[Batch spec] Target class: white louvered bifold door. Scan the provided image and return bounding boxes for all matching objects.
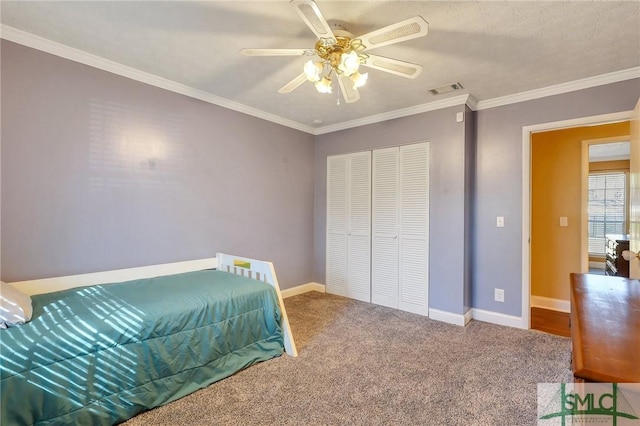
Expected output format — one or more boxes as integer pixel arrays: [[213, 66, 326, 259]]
[[326, 155, 348, 297], [371, 147, 399, 308], [346, 152, 372, 302], [398, 142, 430, 316]]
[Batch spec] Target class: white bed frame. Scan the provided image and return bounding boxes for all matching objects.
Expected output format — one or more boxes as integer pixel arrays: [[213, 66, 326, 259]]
[[9, 253, 298, 357]]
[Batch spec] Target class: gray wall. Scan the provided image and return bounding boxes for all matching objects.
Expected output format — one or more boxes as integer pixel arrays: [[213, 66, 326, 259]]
[[314, 79, 640, 318], [463, 106, 476, 313], [314, 106, 470, 314], [473, 79, 640, 316], [3, 40, 639, 319], [1, 41, 315, 289]]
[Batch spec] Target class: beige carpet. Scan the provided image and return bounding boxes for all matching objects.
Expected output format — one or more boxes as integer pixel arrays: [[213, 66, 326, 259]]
[[123, 292, 571, 425]]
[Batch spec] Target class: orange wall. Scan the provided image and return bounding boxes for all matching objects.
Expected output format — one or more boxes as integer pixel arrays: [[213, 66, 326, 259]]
[[531, 122, 630, 301]]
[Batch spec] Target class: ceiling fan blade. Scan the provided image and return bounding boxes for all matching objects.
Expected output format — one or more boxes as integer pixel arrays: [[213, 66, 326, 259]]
[[362, 54, 423, 79], [291, 0, 336, 44], [338, 74, 360, 104], [240, 48, 314, 56], [278, 73, 308, 94], [357, 16, 428, 51]]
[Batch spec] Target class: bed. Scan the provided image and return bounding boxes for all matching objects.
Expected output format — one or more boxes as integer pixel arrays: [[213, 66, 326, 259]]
[[1, 253, 297, 425]]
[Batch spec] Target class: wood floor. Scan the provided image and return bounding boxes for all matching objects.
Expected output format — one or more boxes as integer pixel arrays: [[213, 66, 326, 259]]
[[531, 307, 571, 337]]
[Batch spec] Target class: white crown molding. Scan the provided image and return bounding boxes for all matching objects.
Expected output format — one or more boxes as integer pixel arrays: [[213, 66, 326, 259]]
[[475, 67, 640, 111], [3, 25, 639, 134], [465, 94, 478, 111], [314, 94, 471, 135], [0, 25, 316, 135]]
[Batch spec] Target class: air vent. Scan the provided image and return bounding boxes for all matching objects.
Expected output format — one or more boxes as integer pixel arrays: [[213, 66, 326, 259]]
[[428, 82, 463, 95]]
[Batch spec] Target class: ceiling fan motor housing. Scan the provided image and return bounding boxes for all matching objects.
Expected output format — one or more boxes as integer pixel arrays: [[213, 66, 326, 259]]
[[315, 36, 356, 70]]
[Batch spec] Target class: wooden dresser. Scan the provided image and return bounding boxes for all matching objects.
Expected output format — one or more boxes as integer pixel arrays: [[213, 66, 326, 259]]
[[570, 273, 640, 382], [605, 234, 630, 277]]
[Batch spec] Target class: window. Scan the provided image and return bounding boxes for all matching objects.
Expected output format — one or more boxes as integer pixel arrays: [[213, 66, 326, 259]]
[[588, 172, 626, 255]]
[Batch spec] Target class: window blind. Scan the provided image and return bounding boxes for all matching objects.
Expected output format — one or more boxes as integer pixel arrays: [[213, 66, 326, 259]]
[[588, 172, 626, 255]]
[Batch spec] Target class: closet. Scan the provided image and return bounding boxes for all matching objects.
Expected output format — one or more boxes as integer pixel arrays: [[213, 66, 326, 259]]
[[326, 151, 371, 302], [326, 142, 429, 315]]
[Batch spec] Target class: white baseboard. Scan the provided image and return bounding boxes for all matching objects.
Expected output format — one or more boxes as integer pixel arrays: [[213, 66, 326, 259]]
[[530, 295, 570, 313], [429, 307, 525, 329], [280, 284, 529, 331], [281, 282, 326, 299], [429, 308, 471, 326], [464, 309, 473, 325], [470, 308, 527, 329]]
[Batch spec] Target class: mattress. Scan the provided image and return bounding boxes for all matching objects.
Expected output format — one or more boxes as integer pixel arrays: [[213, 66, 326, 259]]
[[1, 269, 284, 425]]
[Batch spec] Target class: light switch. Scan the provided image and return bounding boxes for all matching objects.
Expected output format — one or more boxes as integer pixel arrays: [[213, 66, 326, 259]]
[[497, 216, 505, 227], [560, 217, 568, 227], [456, 112, 464, 123]]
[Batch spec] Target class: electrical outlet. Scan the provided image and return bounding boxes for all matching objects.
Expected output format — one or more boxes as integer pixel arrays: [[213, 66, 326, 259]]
[[496, 216, 505, 227], [494, 288, 505, 303]]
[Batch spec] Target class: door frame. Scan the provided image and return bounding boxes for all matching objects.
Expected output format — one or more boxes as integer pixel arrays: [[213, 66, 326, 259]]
[[521, 110, 633, 329]]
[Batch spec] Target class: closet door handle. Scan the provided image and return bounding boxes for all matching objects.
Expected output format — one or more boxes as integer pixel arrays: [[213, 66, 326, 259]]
[[373, 233, 397, 239]]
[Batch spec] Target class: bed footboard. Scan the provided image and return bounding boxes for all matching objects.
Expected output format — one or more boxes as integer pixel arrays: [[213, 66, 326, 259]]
[[216, 253, 298, 357]]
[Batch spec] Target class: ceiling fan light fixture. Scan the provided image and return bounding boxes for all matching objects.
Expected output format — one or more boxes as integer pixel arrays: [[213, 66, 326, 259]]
[[243, 1, 429, 102], [315, 76, 332, 94], [350, 71, 368, 89], [339, 51, 360, 76], [304, 60, 323, 82]]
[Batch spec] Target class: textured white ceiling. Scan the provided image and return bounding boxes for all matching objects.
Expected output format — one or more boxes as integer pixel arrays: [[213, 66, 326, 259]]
[[2, 1, 639, 131]]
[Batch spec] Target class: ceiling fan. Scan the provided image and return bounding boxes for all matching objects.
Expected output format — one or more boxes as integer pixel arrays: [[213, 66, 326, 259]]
[[240, 0, 429, 104]]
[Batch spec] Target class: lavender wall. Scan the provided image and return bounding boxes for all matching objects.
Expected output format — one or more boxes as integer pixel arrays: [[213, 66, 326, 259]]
[[473, 79, 640, 316], [314, 106, 471, 314], [463, 105, 476, 313], [1, 41, 315, 289], [3, 39, 638, 320], [314, 79, 639, 318]]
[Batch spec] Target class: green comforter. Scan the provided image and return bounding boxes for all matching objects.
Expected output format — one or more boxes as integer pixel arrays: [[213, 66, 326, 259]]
[[1, 270, 284, 425]]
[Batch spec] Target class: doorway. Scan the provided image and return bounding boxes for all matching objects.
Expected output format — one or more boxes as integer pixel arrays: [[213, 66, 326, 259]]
[[521, 110, 634, 331]]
